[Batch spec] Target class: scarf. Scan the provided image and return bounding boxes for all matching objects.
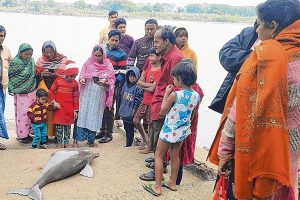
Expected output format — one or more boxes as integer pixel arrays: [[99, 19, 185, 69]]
[[8, 43, 36, 95], [80, 44, 116, 109], [36, 40, 67, 74], [208, 20, 300, 199]]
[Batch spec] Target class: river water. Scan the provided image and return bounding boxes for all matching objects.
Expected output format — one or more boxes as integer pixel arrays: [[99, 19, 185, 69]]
[[1, 12, 252, 147]]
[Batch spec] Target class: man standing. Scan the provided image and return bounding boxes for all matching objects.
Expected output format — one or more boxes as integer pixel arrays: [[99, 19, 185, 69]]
[[99, 29, 127, 143], [209, 25, 258, 114], [0, 25, 11, 150], [139, 28, 183, 181], [128, 19, 158, 71], [115, 18, 134, 56], [99, 10, 118, 45]]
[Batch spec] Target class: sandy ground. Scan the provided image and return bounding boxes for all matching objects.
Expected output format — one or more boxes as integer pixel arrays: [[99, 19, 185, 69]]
[[0, 122, 215, 200]]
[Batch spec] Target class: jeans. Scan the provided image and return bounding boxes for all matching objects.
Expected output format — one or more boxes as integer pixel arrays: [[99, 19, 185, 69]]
[[32, 123, 47, 147], [124, 121, 135, 146]]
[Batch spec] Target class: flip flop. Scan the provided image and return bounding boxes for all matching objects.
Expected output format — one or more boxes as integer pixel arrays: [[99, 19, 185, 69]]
[[162, 181, 178, 191], [142, 184, 161, 197]]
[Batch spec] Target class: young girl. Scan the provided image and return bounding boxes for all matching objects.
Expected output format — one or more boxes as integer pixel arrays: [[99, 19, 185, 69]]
[[143, 60, 201, 196], [49, 60, 79, 148]]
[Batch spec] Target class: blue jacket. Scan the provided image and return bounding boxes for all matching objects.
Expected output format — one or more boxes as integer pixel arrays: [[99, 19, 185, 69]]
[[119, 66, 143, 122], [209, 26, 258, 114]]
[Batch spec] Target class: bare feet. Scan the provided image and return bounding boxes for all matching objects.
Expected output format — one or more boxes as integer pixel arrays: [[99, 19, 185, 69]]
[[88, 143, 98, 148]]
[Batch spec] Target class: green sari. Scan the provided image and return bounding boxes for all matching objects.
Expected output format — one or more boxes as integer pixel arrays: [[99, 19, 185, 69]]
[[8, 43, 36, 95]]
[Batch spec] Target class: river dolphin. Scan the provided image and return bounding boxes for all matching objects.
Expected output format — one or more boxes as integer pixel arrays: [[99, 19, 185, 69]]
[[8, 148, 99, 200]]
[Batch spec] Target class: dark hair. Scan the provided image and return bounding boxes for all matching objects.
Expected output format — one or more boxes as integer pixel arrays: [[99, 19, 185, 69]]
[[174, 27, 188, 38], [115, 18, 126, 29], [171, 59, 197, 86], [20, 48, 33, 54], [108, 29, 121, 40], [149, 47, 159, 56], [256, 0, 300, 32], [145, 19, 158, 26], [108, 10, 118, 17], [160, 28, 176, 45], [93, 45, 103, 54], [36, 88, 48, 98], [0, 25, 6, 36]]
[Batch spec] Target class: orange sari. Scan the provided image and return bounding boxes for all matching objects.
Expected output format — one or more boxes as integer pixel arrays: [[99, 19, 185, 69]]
[[207, 21, 300, 198]]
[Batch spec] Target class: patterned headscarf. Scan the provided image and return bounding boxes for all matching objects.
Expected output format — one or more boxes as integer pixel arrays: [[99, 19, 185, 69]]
[[8, 43, 36, 95], [36, 40, 67, 75], [80, 44, 116, 108]]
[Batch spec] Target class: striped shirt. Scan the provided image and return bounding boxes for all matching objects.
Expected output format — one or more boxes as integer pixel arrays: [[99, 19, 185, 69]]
[[27, 101, 54, 124], [106, 45, 128, 74]]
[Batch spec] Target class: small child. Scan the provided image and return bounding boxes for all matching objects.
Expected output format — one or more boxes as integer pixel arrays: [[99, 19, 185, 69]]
[[143, 60, 201, 196], [134, 47, 161, 153], [49, 60, 79, 148], [27, 88, 55, 149], [119, 66, 143, 147]]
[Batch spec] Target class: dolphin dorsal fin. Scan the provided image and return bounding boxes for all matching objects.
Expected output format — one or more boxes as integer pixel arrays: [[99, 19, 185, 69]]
[[80, 163, 94, 178]]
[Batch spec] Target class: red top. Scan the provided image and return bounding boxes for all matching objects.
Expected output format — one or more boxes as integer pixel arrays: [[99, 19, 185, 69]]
[[49, 77, 79, 125], [141, 65, 161, 105], [150, 45, 183, 121], [27, 101, 54, 124]]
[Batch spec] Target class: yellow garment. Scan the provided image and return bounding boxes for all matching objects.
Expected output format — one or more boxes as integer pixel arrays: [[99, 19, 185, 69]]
[[37, 80, 56, 137], [99, 27, 110, 45], [1, 45, 12, 92], [181, 44, 198, 73]]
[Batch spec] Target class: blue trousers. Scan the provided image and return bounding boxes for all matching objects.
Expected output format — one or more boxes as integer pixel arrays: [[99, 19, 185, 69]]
[[124, 121, 135, 146], [32, 123, 47, 147]]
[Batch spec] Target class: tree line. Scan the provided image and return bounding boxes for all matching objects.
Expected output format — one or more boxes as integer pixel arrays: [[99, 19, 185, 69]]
[[0, 0, 256, 22]]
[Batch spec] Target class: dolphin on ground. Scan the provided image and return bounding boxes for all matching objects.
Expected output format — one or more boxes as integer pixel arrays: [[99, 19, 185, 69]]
[[8, 148, 99, 200]]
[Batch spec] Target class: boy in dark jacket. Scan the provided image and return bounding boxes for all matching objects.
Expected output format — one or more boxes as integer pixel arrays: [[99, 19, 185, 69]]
[[119, 66, 143, 147]]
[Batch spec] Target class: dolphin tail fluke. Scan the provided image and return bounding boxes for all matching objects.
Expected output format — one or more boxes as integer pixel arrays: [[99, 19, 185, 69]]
[[8, 184, 42, 200]]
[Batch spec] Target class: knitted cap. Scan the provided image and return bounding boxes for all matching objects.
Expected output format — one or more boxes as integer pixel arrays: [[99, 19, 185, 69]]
[[65, 60, 78, 76]]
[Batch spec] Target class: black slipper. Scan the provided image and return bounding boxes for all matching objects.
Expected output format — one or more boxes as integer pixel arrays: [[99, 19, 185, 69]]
[[145, 157, 155, 163]]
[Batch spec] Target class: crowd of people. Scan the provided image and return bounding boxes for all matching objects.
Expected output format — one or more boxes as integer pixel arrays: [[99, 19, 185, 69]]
[[0, 0, 299, 199]]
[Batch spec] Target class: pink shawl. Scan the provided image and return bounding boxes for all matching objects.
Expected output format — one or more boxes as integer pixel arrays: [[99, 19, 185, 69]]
[[36, 40, 67, 76], [79, 44, 116, 108]]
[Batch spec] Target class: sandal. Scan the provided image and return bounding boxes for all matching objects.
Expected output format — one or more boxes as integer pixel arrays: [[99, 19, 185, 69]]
[[139, 170, 165, 181], [0, 143, 6, 150], [162, 180, 178, 191], [145, 162, 154, 169], [145, 157, 155, 163], [98, 135, 113, 143], [16, 137, 31, 144], [142, 184, 161, 197]]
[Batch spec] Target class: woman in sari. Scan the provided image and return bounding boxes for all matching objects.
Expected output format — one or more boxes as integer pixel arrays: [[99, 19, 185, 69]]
[[8, 43, 36, 143], [76, 44, 115, 147], [208, 0, 300, 199], [36, 40, 67, 138]]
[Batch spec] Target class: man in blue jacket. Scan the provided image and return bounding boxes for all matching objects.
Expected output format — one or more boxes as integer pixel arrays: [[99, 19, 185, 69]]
[[209, 24, 258, 114]]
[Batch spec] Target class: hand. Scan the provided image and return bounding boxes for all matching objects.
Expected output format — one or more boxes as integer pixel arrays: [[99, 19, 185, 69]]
[[54, 101, 60, 109], [74, 111, 78, 119], [79, 78, 86, 85], [41, 69, 51, 77], [217, 159, 233, 176], [34, 118, 39, 122], [165, 85, 174, 94], [98, 79, 109, 87]]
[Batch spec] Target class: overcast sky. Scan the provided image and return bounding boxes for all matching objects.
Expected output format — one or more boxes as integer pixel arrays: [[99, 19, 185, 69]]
[[59, 0, 264, 7]]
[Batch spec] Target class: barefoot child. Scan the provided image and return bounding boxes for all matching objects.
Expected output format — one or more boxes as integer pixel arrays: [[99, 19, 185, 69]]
[[49, 61, 79, 148], [134, 47, 161, 153], [27, 88, 55, 149], [119, 66, 143, 147], [143, 60, 201, 196]]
